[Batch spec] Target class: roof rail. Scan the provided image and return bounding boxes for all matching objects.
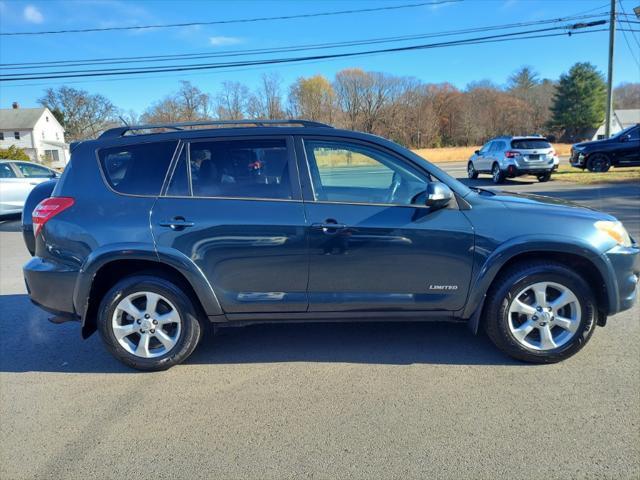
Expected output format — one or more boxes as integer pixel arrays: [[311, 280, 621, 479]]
[[99, 119, 332, 139]]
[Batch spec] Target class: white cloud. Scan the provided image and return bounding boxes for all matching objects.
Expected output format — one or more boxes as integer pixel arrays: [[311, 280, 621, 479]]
[[24, 5, 44, 23], [209, 36, 243, 46]]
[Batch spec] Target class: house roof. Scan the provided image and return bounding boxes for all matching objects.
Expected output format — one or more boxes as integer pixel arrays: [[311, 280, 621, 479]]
[[0, 107, 48, 130], [615, 109, 640, 128]]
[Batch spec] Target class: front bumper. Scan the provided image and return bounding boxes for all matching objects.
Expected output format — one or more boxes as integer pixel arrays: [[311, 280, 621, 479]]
[[604, 244, 640, 314], [23, 256, 79, 318], [570, 150, 586, 167]]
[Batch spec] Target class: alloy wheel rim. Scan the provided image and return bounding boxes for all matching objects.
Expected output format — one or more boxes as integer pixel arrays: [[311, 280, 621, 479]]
[[507, 281, 581, 351], [112, 291, 182, 358], [468, 163, 475, 177], [493, 165, 500, 181]]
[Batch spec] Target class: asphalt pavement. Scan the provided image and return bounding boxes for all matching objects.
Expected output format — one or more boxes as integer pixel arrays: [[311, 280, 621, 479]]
[[0, 169, 638, 479]]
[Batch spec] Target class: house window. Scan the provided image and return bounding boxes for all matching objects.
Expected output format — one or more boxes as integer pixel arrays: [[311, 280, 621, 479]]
[[56, 132, 59, 140], [0, 132, 4, 140], [597, 135, 605, 140], [44, 150, 60, 163], [14, 132, 20, 140], [46, 116, 49, 122], [42, 131, 45, 139]]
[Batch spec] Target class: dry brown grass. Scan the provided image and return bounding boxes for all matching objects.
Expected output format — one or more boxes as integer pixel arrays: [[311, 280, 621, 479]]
[[413, 143, 574, 163], [553, 165, 640, 184]]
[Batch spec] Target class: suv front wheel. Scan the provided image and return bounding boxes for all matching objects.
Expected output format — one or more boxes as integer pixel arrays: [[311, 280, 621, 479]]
[[97, 275, 203, 371], [483, 261, 596, 363]]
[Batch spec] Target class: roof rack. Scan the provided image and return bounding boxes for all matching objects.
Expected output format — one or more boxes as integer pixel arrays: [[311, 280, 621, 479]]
[[99, 119, 332, 139]]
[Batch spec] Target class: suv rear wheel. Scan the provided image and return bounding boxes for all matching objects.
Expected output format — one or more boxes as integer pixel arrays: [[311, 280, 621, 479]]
[[97, 275, 203, 371], [537, 171, 552, 182], [483, 261, 596, 363]]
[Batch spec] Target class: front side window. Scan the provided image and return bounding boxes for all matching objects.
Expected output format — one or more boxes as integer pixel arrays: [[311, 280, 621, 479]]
[[169, 138, 293, 200], [15, 162, 52, 178], [98, 141, 177, 195], [0, 163, 16, 178], [303, 139, 428, 206]]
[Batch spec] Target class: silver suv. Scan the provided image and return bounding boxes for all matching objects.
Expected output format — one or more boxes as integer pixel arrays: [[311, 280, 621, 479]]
[[467, 136, 558, 184]]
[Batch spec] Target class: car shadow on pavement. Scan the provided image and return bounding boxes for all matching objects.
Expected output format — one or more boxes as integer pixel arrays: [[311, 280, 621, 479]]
[[0, 294, 523, 373]]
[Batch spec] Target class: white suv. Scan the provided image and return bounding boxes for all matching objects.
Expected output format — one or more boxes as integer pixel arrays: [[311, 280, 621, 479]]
[[467, 136, 558, 184]]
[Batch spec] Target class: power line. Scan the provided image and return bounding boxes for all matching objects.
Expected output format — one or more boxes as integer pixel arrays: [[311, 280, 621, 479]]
[[0, 25, 606, 82], [0, 13, 608, 71], [0, 0, 461, 36], [616, 2, 640, 67]]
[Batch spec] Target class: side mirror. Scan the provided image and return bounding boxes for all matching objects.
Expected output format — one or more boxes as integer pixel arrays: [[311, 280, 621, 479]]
[[620, 134, 631, 142], [425, 181, 453, 210], [475, 150, 481, 155]]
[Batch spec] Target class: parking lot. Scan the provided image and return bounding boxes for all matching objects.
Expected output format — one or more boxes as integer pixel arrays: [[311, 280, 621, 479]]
[[1, 177, 638, 479]]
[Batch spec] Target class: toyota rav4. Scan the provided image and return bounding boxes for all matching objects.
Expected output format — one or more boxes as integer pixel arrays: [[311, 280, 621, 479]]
[[22, 120, 639, 371]]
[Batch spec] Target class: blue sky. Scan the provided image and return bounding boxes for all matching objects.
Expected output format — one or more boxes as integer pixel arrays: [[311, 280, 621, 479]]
[[0, 0, 639, 114]]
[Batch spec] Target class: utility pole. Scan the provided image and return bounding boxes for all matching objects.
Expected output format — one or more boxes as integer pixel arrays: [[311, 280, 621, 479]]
[[605, 0, 616, 138]]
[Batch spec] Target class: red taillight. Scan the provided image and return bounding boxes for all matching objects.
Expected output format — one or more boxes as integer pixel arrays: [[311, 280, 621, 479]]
[[32, 197, 74, 238], [505, 151, 521, 158]]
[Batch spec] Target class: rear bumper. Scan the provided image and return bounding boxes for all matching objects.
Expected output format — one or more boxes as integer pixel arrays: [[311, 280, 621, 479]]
[[23, 256, 79, 317], [604, 244, 640, 315], [505, 164, 555, 177]]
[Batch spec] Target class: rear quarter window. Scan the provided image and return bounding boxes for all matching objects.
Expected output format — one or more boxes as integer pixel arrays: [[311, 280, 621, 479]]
[[511, 139, 551, 149], [98, 141, 178, 195]]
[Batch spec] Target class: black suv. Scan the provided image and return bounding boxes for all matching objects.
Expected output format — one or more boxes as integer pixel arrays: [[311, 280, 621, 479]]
[[23, 120, 639, 371], [570, 124, 640, 172]]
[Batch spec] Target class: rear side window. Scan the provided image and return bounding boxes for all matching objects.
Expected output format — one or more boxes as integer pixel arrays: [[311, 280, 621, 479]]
[[98, 141, 178, 195], [168, 138, 293, 200], [511, 139, 551, 149]]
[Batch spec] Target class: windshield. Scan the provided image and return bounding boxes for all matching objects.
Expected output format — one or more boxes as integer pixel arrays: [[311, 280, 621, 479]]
[[611, 124, 638, 139]]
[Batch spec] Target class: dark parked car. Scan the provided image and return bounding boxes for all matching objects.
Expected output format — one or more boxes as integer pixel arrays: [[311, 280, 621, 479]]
[[570, 124, 640, 172], [22, 120, 639, 371]]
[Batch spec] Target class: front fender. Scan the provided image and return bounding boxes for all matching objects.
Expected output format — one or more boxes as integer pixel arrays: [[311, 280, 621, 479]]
[[463, 234, 613, 328], [74, 243, 223, 324]]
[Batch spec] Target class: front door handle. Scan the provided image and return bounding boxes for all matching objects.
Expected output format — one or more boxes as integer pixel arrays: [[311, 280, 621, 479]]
[[159, 216, 195, 231], [311, 220, 348, 234]]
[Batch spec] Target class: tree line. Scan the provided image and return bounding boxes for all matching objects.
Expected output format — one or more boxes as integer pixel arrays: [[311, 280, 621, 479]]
[[38, 62, 639, 146]]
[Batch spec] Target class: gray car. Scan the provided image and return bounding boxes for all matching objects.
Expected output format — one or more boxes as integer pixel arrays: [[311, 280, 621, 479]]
[[468, 136, 558, 184], [0, 160, 59, 216]]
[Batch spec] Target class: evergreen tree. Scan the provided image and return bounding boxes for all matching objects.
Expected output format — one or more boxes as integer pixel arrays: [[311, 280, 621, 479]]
[[550, 62, 606, 136]]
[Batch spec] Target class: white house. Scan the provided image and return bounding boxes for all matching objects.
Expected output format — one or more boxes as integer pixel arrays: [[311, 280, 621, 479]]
[[591, 109, 640, 140], [0, 103, 69, 167]]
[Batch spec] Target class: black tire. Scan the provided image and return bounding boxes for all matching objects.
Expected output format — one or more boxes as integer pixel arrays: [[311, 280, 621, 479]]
[[467, 161, 479, 179], [483, 261, 597, 363], [97, 275, 203, 371], [491, 163, 505, 184], [537, 171, 552, 182], [586, 154, 611, 173]]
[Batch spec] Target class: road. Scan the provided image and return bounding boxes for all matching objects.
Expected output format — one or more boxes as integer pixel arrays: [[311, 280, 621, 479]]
[[1, 174, 638, 479]]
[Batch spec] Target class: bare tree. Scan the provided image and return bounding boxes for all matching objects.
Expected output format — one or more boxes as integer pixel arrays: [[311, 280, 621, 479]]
[[215, 81, 249, 120], [142, 81, 211, 124], [614, 82, 640, 109], [39, 86, 117, 141], [247, 73, 285, 119]]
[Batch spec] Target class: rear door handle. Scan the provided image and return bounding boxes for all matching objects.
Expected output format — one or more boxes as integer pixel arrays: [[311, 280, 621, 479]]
[[159, 217, 194, 231]]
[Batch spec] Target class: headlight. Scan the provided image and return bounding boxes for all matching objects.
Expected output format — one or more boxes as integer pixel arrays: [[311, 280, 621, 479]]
[[595, 220, 632, 247]]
